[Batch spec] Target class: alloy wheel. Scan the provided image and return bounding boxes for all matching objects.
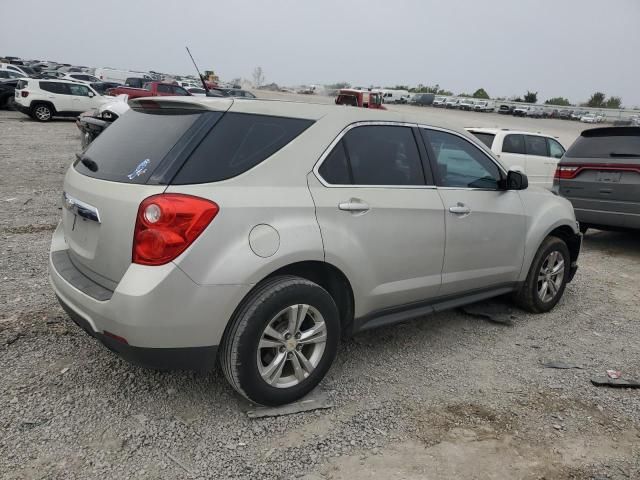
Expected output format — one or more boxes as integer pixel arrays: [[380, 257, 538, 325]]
[[257, 304, 327, 388], [537, 250, 565, 303], [34, 105, 51, 121]]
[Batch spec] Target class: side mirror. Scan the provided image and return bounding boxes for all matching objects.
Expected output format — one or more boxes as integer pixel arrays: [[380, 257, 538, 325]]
[[505, 170, 528, 190], [88, 91, 95, 97]]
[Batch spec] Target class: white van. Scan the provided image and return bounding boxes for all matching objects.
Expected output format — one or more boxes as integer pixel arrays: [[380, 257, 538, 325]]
[[94, 67, 152, 85], [381, 89, 410, 104]]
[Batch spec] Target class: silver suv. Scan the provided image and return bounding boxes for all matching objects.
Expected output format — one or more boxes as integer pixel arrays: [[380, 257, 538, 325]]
[[50, 97, 581, 406]]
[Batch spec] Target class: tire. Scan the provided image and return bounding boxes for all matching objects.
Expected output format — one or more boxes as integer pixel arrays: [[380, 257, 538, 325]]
[[513, 236, 570, 313], [220, 275, 340, 406], [31, 103, 53, 122]]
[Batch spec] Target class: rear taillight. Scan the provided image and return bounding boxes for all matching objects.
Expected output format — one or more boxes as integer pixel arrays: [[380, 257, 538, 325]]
[[21, 91, 29, 98], [132, 194, 219, 266], [554, 165, 579, 179]]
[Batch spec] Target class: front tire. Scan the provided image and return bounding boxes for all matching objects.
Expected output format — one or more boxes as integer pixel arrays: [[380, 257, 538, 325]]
[[513, 236, 570, 313], [220, 276, 340, 406]]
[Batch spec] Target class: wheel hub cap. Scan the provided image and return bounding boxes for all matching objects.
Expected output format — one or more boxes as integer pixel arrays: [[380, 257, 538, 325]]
[[537, 250, 565, 303]]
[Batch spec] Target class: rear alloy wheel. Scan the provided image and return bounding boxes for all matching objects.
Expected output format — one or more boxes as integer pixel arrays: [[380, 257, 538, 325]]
[[32, 104, 53, 122], [220, 276, 339, 406], [514, 236, 570, 313]]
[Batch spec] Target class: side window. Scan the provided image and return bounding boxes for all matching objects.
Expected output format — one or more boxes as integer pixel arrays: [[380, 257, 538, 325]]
[[172, 113, 314, 184], [422, 129, 501, 189], [172, 86, 189, 96], [342, 125, 425, 186], [318, 141, 351, 184], [68, 84, 89, 96], [144, 83, 152, 91], [502, 134, 525, 154], [157, 84, 172, 94], [547, 138, 565, 159], [525, 135, 549, 156], [39, 81, 68, 95]]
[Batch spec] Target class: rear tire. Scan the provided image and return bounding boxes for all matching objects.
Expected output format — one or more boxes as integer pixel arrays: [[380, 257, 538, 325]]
[[220, 276, 340, 406], [513, 236, 570, 313], [31, 103, 53, 122]]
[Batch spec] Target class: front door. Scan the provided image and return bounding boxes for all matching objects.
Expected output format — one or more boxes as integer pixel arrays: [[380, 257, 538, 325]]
[[308, 123, 445, 317], [420, 128, 526, 296]]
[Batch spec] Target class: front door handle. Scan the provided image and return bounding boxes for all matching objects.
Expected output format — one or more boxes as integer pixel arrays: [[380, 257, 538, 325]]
[[449, 203, 471, 215], [339, 200, 370, 213]]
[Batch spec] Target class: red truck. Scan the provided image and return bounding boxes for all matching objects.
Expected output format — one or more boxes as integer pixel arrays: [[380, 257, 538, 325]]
[[335, 89, 386, 109], [106, 81, 192, 99]]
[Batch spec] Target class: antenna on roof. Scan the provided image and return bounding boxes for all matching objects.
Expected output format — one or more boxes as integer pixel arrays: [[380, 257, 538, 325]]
[[185, 46, 209, 94]]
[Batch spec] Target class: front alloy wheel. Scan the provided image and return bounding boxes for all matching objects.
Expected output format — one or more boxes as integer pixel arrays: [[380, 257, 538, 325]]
[[537, 251, 564, 303]]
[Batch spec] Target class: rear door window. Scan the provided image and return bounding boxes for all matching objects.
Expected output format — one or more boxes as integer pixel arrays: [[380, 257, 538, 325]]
[[524, 135, 549, 156], [502, 134, 525, 154], [75, 109, 205, 183], [547, 138, 565, 159], [172, 113, 314, 184], [39, 81, 69, 94], [157, 84, 172, 94]]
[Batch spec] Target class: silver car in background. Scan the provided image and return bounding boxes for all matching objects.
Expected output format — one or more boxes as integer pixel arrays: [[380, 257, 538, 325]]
[[50, 97, 581, 406]]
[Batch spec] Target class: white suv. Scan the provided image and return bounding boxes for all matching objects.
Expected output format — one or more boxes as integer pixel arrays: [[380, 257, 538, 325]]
[[467, 128, 566, 190], [14, 79, 112, 121]]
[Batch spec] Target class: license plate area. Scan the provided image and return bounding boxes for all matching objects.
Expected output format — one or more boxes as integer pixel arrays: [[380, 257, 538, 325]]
[[596, 171, 622, 183]]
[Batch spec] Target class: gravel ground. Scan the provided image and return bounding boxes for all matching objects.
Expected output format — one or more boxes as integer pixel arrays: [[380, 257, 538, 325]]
[[1, 106, 639, 480]]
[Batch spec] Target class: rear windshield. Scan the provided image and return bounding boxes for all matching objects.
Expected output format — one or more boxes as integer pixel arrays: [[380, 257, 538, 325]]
[[565, 128, 640, 158], [172, 113, 313, 184], [75, 109, 203, 183], [469, 132, 495, 148]]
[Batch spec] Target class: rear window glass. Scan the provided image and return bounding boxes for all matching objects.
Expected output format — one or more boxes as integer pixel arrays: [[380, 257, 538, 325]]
[[469, 132, 495, 148], [40, 81, 68, 94], [502, 134, 525, 154], [565, 128, 640, 158], [172, 113, 313, 184], [75, 109, 203, 183]]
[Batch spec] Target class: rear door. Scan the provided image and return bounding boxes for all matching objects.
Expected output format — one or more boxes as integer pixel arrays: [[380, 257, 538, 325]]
[[421, 128, 525, 296], [498, 134, 527, 173], [308, 123, 445, 316], [39, 81, 70, 111], [524, 134, 553, 188]]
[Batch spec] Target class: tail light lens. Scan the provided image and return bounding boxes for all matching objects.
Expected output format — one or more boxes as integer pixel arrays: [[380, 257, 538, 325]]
[[21, 91, 29, 98], [554, 165, 579, 179], [133, 194, 219, 266]]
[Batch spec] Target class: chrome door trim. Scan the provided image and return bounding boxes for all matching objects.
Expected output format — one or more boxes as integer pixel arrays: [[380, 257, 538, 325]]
[[312, 121, 437, 189], [62, 192, 101, 223]]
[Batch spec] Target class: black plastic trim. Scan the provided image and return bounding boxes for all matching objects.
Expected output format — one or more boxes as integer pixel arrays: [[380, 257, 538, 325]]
[[51, 250, 114, 301], [353, 283, 520, 333], [57, 295, 218, 371]]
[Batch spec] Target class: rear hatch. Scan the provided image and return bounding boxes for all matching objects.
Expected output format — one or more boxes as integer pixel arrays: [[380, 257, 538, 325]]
[[557, 127, 640, 212], [62, 99, 232, 288]]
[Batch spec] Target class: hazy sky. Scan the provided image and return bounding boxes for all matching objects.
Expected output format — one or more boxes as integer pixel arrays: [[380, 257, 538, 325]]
[[2, 0, 639, 105]]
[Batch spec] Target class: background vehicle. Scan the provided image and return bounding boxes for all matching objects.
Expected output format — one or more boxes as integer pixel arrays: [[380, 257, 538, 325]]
[[94, 67, 152, 84], [432, 95, 447, 107], [0, 79, 19, 109], [381, 89, 410, 104], [1, 63, 35, 77], [61, 73, 100, 84], [467, 128, 566, 189], [554, 126, 640, 232], [50, 97, 580, 407], [473, 100, 493, 112], [444, 97, 460, 109], [187, 87, 207, 96], [123, 77, 149, 89], [498, 105, 512, 114], [410, 93, 435, 106], [106, 81, 191, 99], [0, 69, 26, 80], [458, 98, 475, 111], [571, 110, 587, 120], [90, 81, 122, 94], [580, 113, 597, 123], [513, 105, 530, 117], [335, 89, 385, 109], [526, 106, 545, 118], [14, 79, 112, 121], [211, 87, 256, 98], [558, 109, 573, 119], [77, 99, 130, 149]]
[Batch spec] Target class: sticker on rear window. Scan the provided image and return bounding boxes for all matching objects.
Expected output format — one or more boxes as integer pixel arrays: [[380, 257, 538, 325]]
[[127, 159, 150, 180]]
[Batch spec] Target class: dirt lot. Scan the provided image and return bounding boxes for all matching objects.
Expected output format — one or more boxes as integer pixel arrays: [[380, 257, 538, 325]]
[[0, 105, 639, 480]]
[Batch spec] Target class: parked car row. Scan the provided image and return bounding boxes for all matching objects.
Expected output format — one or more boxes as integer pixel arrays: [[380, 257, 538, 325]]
[[432, 97, 495, 112]]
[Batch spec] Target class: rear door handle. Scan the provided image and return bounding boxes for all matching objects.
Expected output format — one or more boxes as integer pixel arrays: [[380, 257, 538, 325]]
[[449, 203, 471, 215], [339, 200, 370, 213]]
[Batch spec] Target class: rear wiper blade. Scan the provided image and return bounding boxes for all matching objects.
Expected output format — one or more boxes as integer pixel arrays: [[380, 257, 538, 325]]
[[609, 152, 640, 158], [76, 154, 98, 172]]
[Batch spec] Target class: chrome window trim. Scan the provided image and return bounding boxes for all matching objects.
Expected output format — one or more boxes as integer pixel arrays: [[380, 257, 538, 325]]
[[312, 121, 436, 189]]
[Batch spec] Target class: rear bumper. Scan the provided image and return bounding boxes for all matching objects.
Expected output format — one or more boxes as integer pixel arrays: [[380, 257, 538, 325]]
[[572, 205, 640, 230], [15, 103, 30, 115], [57, 295, 218, 371], [49, 223, 252, 368]]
